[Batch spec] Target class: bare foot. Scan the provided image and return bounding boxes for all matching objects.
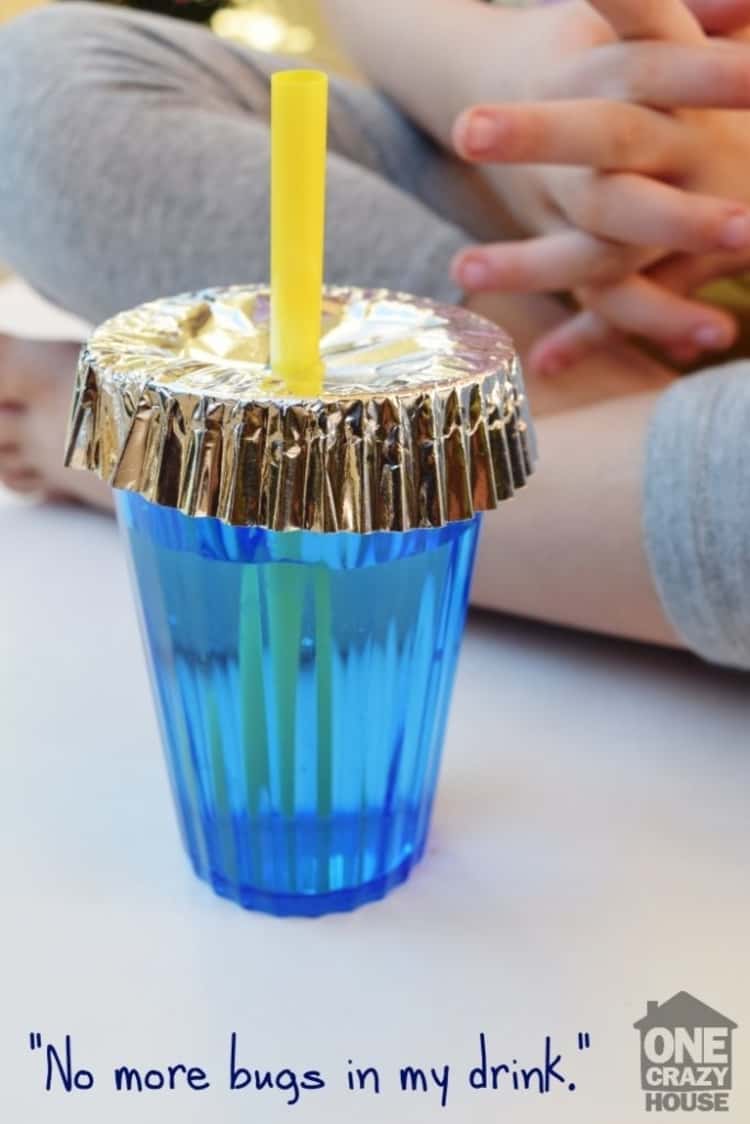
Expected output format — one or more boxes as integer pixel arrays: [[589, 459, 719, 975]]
[[0, 334, 114, 512]]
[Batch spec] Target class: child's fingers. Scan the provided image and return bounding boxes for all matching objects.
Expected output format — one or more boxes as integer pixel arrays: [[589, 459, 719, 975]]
[[529, 276, 737, 374], [529, 247, 750, 373], [687, 0, 750, 33], [528, 311, 613, 376], [529, 310, 708, 372], [664, 341, 704, 365], [558, 172, 750, 253], [582, 275, 737, 346], [586, 0, 703, 42], [451, 232, 642, 293], [454, 101, 686, 174], [544, 41, 750, 108], [648, 246, 750, 293]]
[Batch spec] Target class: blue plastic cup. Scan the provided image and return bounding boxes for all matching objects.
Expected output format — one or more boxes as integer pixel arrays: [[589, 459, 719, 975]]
[[116, 490, 481, 916]]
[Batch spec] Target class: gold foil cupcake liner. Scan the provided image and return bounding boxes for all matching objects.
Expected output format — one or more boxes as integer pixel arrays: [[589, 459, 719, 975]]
[[65, 285, 536, 532]]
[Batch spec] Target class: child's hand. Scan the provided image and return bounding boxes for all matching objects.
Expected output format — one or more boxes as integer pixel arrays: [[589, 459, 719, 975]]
[[450, 0, 750, 371]]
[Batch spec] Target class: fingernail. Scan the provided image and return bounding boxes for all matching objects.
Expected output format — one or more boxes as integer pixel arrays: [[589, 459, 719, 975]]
[[720, 212, 750, 250], [457, 256, 490, 288], [693, 323, 730, 349], [464, 112, 497, 156], [537, 351, 568, 376]]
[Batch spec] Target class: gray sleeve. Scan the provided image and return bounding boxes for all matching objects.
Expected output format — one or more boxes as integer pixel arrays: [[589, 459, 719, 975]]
[[643, 361, 750, 670], [0, 3, 466, 325]]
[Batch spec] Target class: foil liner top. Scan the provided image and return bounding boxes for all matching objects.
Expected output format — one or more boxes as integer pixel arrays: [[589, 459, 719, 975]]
[[64, 285, 536, 532]]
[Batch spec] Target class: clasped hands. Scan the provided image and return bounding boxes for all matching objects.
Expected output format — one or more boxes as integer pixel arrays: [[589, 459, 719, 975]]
[[451, 0, 750, 372]]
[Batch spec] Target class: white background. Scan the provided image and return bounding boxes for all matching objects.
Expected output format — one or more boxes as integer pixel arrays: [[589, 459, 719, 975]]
[[1, 280, 748, 1121]]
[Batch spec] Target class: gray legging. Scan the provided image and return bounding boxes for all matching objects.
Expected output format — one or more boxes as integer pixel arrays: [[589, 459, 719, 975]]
[[1, 2, 748, 669]]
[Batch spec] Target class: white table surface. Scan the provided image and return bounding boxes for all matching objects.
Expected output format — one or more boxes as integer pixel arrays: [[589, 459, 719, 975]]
[[1, 281, 748, 1122]]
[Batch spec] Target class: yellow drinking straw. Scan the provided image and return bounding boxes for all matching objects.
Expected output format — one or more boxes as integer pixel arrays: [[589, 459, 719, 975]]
[[271, 69, 329, 396]]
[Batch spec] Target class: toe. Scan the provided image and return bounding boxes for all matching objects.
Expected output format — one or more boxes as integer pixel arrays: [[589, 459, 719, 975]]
[[0, 402, 31, 483], [0, 403, 24, 447], [0, 336, 93, 507], [0, 336, 26, 405], [1, 467, 43, 495], [0, 445, 26, 474]]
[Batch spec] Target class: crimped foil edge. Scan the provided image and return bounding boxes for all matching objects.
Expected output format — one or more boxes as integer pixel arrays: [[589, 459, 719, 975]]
[[64, 288, 536, 532]]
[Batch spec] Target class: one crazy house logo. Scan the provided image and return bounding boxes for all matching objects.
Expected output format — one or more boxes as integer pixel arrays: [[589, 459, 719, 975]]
[[634, 992, 737, 1113]]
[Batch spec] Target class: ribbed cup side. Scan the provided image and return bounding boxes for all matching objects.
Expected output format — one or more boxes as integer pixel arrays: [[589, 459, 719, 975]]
[[116, 492, 479, 916]]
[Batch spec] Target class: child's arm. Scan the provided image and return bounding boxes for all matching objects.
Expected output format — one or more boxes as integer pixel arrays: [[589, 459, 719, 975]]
[[321, 0, 750, 146], [459, 284, 676, 645], [473, 349, 750, 670], [320, 0, 509, 149], [472, 390, 677, 648]]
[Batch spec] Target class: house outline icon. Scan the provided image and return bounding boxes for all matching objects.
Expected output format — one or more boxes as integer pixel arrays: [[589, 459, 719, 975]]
[[634, 992, 737, 1093]]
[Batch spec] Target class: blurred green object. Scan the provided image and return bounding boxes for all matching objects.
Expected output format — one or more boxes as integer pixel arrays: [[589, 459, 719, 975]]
[[700, 276, 750, 362]]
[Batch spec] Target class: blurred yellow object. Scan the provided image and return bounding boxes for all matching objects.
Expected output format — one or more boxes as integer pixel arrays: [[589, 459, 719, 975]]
[[211, 0, 359, 77], [1, 0, 47, 20], [270, 69, 328, 396], [212, 7, 312, 53]]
